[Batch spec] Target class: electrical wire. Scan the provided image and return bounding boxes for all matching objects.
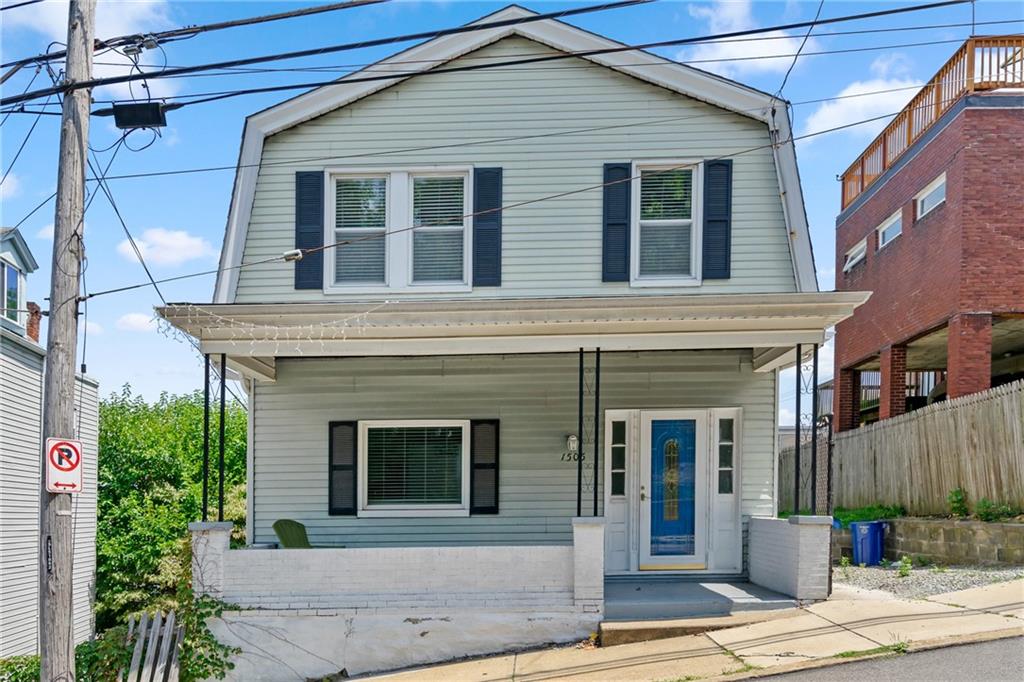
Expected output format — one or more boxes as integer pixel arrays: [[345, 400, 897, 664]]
[[77, 100, 939, 305], [1, 93, 53, 187], [0, 0, 45, 10], [776, 0, 826, 99], [0, 0, 969, 107]]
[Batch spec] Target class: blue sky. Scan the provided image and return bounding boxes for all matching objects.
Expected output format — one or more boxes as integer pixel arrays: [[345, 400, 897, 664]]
[[2, 0, 1021, 418]]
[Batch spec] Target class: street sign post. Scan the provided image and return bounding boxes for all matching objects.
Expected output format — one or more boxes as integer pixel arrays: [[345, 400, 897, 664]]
[[45, 438, 83, 494]]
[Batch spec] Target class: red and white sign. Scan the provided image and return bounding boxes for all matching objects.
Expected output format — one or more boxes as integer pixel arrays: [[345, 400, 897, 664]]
[[46, 438, 83, 494]]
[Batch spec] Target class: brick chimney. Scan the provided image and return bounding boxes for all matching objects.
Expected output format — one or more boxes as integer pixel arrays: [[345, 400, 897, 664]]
[[26, 301, 41, 342]]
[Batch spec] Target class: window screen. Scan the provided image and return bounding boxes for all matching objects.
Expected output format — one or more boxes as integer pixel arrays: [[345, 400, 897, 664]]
[[365, 425, 464, 506], [638, 168, 694, 277], [334, 177, 387, 284], [412, 176, 465, 283]]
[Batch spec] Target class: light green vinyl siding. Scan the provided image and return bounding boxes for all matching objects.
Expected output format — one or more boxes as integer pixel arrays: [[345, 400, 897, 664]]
[[234, 36, 795, 302], [251, 350, 775, 547]]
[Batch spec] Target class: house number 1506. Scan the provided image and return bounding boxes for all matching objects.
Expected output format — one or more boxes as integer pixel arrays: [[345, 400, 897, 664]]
[[560, 453, 586, 462]]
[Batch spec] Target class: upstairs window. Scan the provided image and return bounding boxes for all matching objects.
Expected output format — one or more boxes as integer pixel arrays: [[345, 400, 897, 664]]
[[916, 173, 946, 219], [632, 163, 700, 285], [843, 238, 867, 273], [327, 168, 470, 292], [1, 260, 20, 324], [876, 211, 902, 249]]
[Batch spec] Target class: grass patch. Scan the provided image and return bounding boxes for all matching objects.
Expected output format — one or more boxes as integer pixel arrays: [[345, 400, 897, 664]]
[[834, 642, 909, 659]]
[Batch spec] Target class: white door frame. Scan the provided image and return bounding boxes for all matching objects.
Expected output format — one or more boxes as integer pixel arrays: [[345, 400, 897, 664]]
[[638, 409, 709, 570]]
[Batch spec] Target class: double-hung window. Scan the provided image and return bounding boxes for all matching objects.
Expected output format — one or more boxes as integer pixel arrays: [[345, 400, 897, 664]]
[[915, 173, 946, 220], [632, 162, 701, 285], [327, 168, 470, 292], [358, 420, 471, 516], [876, 211, 902, 249], [1, 260, 21, 324]]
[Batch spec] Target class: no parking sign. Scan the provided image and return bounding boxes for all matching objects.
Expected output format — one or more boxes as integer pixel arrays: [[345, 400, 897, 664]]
[[46, 438, 83, 494]]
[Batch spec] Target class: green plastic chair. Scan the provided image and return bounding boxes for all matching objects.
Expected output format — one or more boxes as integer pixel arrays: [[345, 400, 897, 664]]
[[272, 519, 313, 549]]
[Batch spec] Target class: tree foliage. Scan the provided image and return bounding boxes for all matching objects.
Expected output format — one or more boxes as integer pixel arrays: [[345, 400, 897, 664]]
[[96, 386, 246, 630]]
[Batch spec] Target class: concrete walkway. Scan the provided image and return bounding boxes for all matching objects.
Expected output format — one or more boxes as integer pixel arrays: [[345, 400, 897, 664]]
[[363, 579, 1024, 681]]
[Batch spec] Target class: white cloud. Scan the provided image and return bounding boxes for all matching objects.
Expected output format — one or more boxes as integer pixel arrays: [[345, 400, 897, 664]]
[[117, 228, 215, 267], [0, 173, 22, 200], [800, 55, 918, 141], [680, 1, 819, 78], [778, 406, 796, 427], [116, 312, 156, 332], [84, 321, 104, 335], [3, 1, 177, 100], [36, 223, 55, 240]]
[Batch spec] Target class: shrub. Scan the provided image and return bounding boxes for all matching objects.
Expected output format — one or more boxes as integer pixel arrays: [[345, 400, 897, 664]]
[[975, 498, 1019, 523], [0, 627, 131, 682], [948, 487, 969, 517], [897, 555, 913, 578]]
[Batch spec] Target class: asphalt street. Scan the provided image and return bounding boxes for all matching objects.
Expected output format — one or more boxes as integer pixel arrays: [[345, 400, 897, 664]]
[[767, 637, 1024, 681]]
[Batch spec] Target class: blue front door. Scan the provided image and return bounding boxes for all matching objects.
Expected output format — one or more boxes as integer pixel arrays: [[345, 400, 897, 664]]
[[649, 419, 697, 556]]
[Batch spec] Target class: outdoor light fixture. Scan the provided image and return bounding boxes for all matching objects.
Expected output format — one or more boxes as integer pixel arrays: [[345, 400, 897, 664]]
[[566, 434, 579, 456]]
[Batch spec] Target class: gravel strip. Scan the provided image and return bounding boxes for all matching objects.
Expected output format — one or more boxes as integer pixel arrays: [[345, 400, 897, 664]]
[[832, 564, 1024, 599]]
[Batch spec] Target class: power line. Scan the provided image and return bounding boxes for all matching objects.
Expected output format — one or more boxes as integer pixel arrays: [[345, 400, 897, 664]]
[[78, 99, 940, 305], [1, 93, 53, 186], [776, 0, 826, 99], [0, 0, 391, 70], [0, 0, 650, 105], [0, 0, 970, 108], [0, 0, 45, 10]]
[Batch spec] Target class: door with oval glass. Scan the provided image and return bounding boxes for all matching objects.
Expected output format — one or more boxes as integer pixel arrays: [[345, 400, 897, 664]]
[[638, 410, 708, 569]]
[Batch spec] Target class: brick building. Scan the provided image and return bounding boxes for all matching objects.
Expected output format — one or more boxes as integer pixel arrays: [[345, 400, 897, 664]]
[[833, 37, 1024, 431]]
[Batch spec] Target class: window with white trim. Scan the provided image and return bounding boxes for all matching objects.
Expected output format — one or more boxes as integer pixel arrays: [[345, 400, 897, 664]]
[[609, 419, 627, 497], [716, 417, 735, 494], [632, 162, 701, 285], [1, 260, 21, 325], [843, 238, 867, 273], [327, 169, 471, 292], [358, 420, 470, 516], [915, 173, 946, 219], [876, 211, 902, 249]]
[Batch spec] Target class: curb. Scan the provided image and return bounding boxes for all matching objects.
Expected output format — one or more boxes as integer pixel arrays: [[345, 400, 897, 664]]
[[707, 626, 1024, 680]]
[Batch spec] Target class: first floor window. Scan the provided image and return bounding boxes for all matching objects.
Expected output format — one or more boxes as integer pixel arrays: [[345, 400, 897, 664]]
[[2, 261, 19, 323], [361, 421, 469, 510], [635, 164, 697, 281], [609, 419, 627, 496], [716, 418, 735, 494], [334, 176, 387, 284]]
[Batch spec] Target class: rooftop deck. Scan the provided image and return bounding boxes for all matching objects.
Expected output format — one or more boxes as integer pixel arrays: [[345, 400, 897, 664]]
[[840, 36, 1024, 210]]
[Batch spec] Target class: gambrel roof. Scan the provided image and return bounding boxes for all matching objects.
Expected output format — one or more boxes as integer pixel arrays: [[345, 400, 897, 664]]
[[213, 5, 817, 302]]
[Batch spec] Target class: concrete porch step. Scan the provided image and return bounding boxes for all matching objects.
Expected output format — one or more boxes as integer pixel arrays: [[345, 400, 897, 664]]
[[603, 580, 798, 622], [599, 608, 803, 646]]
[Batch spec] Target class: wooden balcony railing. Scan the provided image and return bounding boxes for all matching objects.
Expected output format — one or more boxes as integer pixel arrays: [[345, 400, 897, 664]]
[[840, 36, 1024, 209]]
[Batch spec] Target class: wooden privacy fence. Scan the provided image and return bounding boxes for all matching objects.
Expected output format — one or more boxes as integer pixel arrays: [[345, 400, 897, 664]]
[[831, 380, 1024, 515]]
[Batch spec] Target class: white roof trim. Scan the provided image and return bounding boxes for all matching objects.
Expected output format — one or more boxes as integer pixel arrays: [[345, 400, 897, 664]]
[[213, 5, 817, 302]]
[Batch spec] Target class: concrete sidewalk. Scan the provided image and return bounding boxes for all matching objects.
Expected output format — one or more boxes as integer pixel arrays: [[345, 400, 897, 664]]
[[362, 580, 1024, 681]]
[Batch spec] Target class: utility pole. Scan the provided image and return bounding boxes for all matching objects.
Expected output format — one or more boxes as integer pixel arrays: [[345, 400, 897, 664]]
[[39, 1, 96, 678]]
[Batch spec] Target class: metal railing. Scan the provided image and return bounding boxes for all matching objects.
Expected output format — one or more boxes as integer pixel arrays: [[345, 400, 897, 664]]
[[840, 36, 1024, 209]]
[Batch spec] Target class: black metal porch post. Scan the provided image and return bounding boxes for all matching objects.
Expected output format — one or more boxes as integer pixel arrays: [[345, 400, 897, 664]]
[[577, 348, 584, 517], [793, 344, 801, 516], [218, 353, 227, 522], [825, 414, 835, 514], [202, 354, 210, 522], [811, 343, 819, 514], [593, 348, 601, 517]]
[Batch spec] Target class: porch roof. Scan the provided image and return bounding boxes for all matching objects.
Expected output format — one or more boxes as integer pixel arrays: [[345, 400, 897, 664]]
[[158, 292, 868, 381]]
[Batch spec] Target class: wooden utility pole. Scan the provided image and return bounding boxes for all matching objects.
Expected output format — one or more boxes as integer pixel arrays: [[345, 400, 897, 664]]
[[39, 1, 96, 678]]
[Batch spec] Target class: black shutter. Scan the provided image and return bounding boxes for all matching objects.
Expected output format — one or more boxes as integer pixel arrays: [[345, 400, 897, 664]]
[[472, 168, 502, 286], [328, 421, 357, 515], [602, 162, 632, 282], [470, 419, 499, 514], [295, 171, 324, 289], [702, 159, 733, 279]]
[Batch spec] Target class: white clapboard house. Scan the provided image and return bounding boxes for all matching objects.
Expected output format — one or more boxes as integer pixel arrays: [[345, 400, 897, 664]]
[[160, 7, 867, 678], [0, 227, 98, 656]]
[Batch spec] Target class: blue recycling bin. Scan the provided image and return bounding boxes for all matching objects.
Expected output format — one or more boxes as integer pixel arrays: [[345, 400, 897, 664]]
[[850, 521, 885, 566]]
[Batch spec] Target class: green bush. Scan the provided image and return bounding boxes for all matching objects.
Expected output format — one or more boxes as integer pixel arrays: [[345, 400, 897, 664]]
[[948, 487, 969, 517], [975, 498, 1020, 523], [0, 626, 131, 682], [831, 504, 906, 528]]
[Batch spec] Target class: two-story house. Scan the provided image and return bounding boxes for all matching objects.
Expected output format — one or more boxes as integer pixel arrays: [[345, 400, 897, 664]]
[[160, 7, 866, 678], [833, 37, 1024, 432], [0, 227, 98, 657]]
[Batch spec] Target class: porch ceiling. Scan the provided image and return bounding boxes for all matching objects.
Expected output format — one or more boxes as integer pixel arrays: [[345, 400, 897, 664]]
[[856, 316, 1024, 371], [157, 292, 869, 374]]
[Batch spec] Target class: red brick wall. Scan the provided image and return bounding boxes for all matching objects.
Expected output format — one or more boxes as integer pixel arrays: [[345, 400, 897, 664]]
[[834, 101, 1024, 375]]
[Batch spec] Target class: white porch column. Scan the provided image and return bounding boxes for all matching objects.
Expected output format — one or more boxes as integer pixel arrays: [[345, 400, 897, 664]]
[[189, 521, 234, 598], [749, 515, 832, 600], [572, 517, 606, 614]]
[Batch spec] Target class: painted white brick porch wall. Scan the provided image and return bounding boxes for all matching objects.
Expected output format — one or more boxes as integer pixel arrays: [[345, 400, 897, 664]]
[[748, 516, 832, 600], [190, 519, 605, 679]]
